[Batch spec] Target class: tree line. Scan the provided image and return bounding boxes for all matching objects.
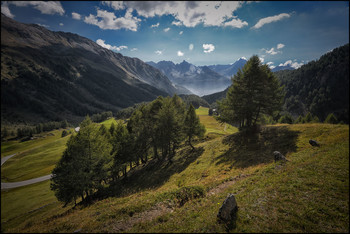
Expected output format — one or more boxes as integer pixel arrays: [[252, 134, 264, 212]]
[[50, 95, 205, 206]]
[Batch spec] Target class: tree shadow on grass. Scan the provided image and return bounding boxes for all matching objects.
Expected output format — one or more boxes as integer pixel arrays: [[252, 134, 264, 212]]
[[109, 146, 205, 197], [216, 126, 300, 169]]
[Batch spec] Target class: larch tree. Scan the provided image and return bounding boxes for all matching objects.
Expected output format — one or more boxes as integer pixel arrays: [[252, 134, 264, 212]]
[[217, 55, 285, 130], [183, 104, 206, 149]]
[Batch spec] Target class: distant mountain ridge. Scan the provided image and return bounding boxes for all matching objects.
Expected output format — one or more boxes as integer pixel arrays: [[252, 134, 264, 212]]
[[208, 57, 247, 78], [0, 14, 181, 124], [146, 60, 231, 96]]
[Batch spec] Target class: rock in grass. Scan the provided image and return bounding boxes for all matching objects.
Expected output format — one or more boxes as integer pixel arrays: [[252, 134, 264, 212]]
[[273, 151, 288, 162], [309, 139, 320, 147], [217, 194, 238, 222]]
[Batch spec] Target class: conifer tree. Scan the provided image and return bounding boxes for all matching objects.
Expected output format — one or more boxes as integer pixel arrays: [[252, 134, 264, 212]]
[[184, 104, 206, 149], [51, 116, 112, 205], [325, 113, 338, 124], [217, 55, 285, 130]]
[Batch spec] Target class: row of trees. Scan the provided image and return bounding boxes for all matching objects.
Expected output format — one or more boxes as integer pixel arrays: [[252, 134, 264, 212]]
[[1, 120, 70, 141], [91, 111, 113, 123], [51, 95, 205, 206]]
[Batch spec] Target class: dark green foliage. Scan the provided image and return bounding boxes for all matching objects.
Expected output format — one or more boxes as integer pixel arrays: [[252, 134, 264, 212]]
[[184, 104, 206, 149], [278, 114, 294, 124], [61, 130, 69, 138], [217, 55, 285, 130], [109, 123, 116, 136], [178, 94, 210, 109], [294, 115, 304, 124], [164, 186, 206, 207], [91, 111, 113, 123], [324, 113, 338, 124], [303, 112, 314, 123], [115, 103, 147, 119], [51, 116, 112, 205], [275, 43, 349, 123]]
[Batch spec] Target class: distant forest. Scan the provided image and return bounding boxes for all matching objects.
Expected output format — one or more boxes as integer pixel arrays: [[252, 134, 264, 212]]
[[275, 43, 349, 123]]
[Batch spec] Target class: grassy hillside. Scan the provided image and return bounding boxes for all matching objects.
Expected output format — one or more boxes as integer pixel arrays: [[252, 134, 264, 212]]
[[1, 129, 72, 182], [1, 108, 348, 233]]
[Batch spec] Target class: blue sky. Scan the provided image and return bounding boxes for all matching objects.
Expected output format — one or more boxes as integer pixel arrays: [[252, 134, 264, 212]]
[[1, 1, 349, 68]]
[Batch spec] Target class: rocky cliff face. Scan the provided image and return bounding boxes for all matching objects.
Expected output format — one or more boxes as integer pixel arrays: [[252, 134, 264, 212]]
[[1, 14, 178, 124]]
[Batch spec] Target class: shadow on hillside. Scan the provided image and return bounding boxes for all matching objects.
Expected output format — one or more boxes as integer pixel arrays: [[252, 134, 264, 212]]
[[109, 147, 204, 197], [216, 126, 300, 169]]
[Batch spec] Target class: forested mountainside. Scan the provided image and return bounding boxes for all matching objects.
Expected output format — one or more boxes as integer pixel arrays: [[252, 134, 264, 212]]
[[203, 43, 349, 123], [1, 14, 179, 125], [274, 43, 349, 122]]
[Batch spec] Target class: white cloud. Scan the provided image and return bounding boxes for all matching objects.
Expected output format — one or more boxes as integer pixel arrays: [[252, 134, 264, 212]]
[[189, 44, 194, 51], [155, 50, 163, 55], [84, 8, 141, 31], [264, 43, 285, 55], [102, 1, 125, 11], [59, 23, 63, 26], [265, 47, 278, 55], [9, 1, 64, 15], [1, 2, 15, 18], [277, 43, 285, 49], [177, 51, 184, 56], [259, 57, 264, 63], [151, 22, 160, 28], [179, 31, 183, 35], [96, 39, 128, 51], [72, 12, 81, 20], [131, 48, 138, 51], [203, 44, 215, 53], [124, 1, 247, 28], [164, 27, 170, 32], [279, 60, 304, 69], [266, 62, 274, 66], [269, 65, 276, 69], [252, 13, 291, 29], [171, 21, 182, 26], [223, 18, 248, 28], [36, 23, 50, 28]]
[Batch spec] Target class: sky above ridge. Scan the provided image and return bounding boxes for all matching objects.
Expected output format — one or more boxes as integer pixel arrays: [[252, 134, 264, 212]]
[[1, 1, 349, 68]]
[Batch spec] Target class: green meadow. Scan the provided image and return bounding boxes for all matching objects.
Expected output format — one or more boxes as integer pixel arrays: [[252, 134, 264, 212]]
[[1, 109, 348, 233]]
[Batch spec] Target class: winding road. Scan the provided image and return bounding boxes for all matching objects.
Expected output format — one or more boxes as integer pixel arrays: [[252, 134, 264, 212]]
[[1, 153, 52, 190]]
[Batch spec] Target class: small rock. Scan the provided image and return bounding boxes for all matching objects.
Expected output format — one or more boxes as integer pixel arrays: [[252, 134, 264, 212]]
[[273, 151, 288, 162], [73, 228, 82, 233], [309, 139, 320, 147], [217, 194, 238, 222]]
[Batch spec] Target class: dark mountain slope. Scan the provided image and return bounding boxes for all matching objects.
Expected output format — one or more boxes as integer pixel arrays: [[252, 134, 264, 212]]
[[202, 44, 349, 123], [1, 14, 178, 125], [275, 43, 349, 122]]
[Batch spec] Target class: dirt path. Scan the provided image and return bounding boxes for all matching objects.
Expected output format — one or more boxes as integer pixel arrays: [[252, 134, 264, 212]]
[[1, 153, 52, 190], [1, 153, 16, 166], [108, 173, 250, 232], [111, 202, 174, 232]]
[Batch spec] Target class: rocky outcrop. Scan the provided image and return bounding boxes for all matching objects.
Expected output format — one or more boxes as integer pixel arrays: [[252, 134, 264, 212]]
[[217, 193, 238, 222]]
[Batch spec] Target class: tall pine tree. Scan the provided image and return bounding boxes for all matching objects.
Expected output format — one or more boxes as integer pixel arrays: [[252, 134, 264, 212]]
[[217, 55, 285, 130]]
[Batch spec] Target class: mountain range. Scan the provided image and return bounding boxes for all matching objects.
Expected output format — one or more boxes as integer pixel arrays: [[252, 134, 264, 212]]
[[1, 14, 182, 125], [207, 57, 248, 78], [146, 60, 232, 96]]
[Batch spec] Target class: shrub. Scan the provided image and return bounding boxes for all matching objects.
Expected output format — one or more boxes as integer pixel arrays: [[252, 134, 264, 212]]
[[324, 113, 338, 124], [172, 186, 206, 206], [278, 114, 294, 124], [61, 130, 69, 138]]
